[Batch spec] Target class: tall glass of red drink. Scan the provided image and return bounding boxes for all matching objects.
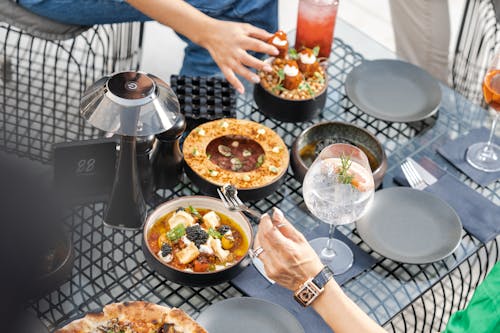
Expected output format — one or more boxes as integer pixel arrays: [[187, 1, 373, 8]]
[[295, 0, 339, 59]]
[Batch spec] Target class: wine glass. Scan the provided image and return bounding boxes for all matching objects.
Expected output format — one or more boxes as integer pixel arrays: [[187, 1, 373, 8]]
[[466, 53, 500, 172], [303, 143, 374, 275]]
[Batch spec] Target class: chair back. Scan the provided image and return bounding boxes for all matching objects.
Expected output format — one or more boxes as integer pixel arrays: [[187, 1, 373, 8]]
[[452, 0, 500, 107]]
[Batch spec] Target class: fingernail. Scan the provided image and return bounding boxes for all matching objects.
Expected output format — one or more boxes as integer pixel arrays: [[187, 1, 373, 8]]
[[261, 213, 270, 220], [271, 47, 279, 56], [237, 87, 245, 94], [252, 75, 260, 84], [263, 65, 272, 72], [273, 207, 284, 220]]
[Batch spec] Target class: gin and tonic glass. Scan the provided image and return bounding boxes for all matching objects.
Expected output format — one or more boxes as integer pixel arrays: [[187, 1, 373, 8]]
[[303, 143, 374, 275]]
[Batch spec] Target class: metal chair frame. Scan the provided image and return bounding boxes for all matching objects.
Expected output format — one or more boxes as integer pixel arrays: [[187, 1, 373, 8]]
[[451, 0, 500, 106], [0, 21, 144, 162]]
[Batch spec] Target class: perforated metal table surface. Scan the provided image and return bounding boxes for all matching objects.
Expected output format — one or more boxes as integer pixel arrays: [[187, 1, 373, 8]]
[[1, 21, 498, 333]]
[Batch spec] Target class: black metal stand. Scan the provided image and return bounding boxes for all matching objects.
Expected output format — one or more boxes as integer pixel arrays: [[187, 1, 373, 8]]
[[104, 135, 146, 229], [153, 115, 186, 189]]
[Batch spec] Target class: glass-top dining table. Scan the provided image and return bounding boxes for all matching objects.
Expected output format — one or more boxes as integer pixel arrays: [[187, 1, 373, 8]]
[[6, 18, 499, 333]]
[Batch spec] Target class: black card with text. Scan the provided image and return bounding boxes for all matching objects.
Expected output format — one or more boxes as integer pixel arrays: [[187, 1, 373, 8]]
[[53, 138, 117, 203]]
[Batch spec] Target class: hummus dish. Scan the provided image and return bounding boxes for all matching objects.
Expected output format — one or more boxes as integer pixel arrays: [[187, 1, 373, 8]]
[[183, 118, 289, 190]]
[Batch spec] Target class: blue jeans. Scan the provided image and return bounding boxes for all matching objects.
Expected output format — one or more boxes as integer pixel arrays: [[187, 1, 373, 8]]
[[17, 0, 278, 76]]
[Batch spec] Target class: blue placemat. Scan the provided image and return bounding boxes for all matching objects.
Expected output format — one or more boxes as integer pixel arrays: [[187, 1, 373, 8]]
[[232, 226, 377, 333], [393, 163, 500, 243], [437, 128, 500, 186]]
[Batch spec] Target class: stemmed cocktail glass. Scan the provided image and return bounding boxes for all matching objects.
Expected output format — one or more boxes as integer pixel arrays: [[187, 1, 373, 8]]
[[303, 143, 374, 275], [466, 53, 500, 172]]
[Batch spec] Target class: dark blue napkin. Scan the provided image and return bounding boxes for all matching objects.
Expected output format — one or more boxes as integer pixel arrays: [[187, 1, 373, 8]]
[[393, 165, 500, 243], [437, 128, 500, 186], [232, 226, 377, 333]]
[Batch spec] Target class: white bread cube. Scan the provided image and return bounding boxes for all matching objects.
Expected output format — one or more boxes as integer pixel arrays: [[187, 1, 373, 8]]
[[168, 210, 195, 229], [209, 238, 229, 262], [202, 211, 220, 229], [175, 242, 200, 264]]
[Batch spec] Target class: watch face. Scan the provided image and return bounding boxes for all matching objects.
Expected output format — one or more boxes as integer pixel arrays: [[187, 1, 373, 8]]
[[294, 279, 322, 307], [297, 285, 318, 303]]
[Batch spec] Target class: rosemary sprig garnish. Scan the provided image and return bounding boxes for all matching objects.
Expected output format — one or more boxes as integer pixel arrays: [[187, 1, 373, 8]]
[[337, 154, 354, 185]]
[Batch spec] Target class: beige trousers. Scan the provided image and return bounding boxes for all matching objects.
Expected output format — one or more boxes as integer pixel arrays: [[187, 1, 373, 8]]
[[389, 0, 451, 84]]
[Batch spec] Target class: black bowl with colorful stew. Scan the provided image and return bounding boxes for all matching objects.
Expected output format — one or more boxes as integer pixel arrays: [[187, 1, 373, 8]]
[[142, 196, 253, 287]]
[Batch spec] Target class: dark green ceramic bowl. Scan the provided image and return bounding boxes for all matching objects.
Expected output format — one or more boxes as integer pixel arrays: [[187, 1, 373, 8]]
[[291, 121, 387, 188]]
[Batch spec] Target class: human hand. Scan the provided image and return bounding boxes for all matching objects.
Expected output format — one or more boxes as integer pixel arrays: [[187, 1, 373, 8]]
[[198, 20, 279, 94], [254, 208, 324, 291]]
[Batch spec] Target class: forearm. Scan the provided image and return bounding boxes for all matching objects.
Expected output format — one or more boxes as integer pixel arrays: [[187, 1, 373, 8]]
[[126, 0, 276, 92], [126, 0, 214, 46], [312, 281, 387, 333]]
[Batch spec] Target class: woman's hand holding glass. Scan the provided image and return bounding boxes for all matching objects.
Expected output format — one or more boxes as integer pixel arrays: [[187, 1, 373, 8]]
[[254, 208, 387, 333], [254, 208, 323, 291]]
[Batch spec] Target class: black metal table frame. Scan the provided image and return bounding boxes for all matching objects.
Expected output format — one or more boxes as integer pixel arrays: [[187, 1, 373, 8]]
[[1, 24, 498, 332]]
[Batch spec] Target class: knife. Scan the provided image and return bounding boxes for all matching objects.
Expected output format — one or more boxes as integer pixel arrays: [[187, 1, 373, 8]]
[[407, 157, 438, 186], [252, 257, 275, 284]]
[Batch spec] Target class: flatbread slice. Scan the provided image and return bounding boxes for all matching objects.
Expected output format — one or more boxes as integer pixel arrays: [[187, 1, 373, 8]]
[[55, 301, 207, 333]]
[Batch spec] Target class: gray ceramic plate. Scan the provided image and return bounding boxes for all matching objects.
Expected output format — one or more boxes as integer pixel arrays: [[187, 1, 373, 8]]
[[197, 297, 304, 333], [356, 188, 462, 264], [345, 59, 442, 122]]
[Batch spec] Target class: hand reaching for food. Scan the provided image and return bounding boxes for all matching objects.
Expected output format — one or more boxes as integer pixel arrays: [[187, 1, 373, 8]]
[[126, 0, 278, 94], [254, 208, 324, 291], [199, 20, 279, 94]]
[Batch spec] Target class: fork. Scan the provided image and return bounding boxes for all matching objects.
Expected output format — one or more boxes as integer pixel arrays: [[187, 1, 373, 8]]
[[217, 184, 262, 221], [217, 185, 274, 284], [401, 159, 427, 190]]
